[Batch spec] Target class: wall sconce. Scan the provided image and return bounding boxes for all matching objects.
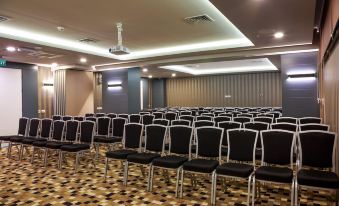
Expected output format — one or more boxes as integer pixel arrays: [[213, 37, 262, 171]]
[[43, 82, 54, 87], [108, 81, 122, 89], [287, 73, 316, 79]]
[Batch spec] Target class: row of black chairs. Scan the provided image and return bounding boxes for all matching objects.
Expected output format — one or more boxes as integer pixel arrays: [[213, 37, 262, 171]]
[[103, 123, 339, 206]]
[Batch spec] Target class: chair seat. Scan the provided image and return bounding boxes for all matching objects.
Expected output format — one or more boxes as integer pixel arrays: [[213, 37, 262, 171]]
[[22, 138, 47, 145], [297, 169, 339, 189], [10, 136, 25, 142], [45, 141, 73, 149], [94, 136, 122, 144], [0, 135, 15, 141], [216, 163, 254, 178], [255, 166, 293, 183], [183, 159, 219, 173], [60, 144, 90, 152], [152, 155, 188, 169], [127, 152, 161, 164], [106, 149, 137, 159]]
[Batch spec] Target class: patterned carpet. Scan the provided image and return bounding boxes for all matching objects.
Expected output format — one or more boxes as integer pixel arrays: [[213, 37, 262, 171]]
[[0, 147, 334, 206]]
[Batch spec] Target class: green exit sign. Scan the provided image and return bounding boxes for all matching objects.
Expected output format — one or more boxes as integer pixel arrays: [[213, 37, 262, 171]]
[[0, 59, 6, 67]]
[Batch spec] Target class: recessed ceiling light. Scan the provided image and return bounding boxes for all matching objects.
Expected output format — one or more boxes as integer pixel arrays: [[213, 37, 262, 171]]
[[274, 32, 284, 39], [51, 63, 58, 67], [142, 68, 148, 72], [6, 46, 16, 52], [80, 58, 87, 63], [148, 75, 153, 78], [57, 26, 65, 32], [172, 73, 176, 77]]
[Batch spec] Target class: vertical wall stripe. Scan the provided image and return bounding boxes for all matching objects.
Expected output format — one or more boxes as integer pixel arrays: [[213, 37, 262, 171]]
[[37, 67, 54, 118], [53, 70, 66, 115], [166, 72, 282, 107]]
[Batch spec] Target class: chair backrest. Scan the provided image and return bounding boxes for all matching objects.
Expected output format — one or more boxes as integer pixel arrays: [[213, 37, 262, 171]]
[[97, 117, 111, 136], [153, 119, 170, 126], [52, 120, 65, 141], [144, 125, 167, 153], [202, 113, 214, 117], [299, 123, 329, 131], [142, 114, 155, 126], [267, 112, 281, 119], [40, 119, 52, 139], [165, 112, 177, 122], [271, 123, 298, 132], [79, 121, 95, 144], [261, 130, 295, 166], [196, 116, 213, 121], [129, 114, 141, 123], [233, 117, 252, 126], [28, 118, 41, 137], [153, 112, 164, 119], [112, 118, 127, 137], [231, 111, 242, 117], [249, 112, 260, 117], [171, 119, 190, 126], [139, 112, 150, 115], [253, 117, 273, 124], [169, 126, 193, 156], [195, 127, 223, 159], [218, 113, 233, 119], [179, 115, 195, 124], [194, 120, 214, 128], [85, 117, 96, 123], [214, 116, 231, 125], [244, 122, 269, 132], [276, 117, 298, 124], [64, 120, 79, 142], [257, 113, 274, 119], [62, 116, 73, 121], [238, 113, 253, 118], [52, 115, 62, 121], [18, 117, 29, 136], [107, 113, 117, 119], [227, 129, 258, 163], [123, 123, 143, 150], [95, 113, 105, 117], [85, 113, 94, 117], [118, 114, 129, 120], [299, 117, 322, 124], [298, 131, 337, 169], [180, 111, 192, 116], [73, 116, 84, 122], [218, 121, 242, 146]]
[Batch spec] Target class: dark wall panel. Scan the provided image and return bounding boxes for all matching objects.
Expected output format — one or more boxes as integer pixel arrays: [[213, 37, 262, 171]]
[[152, 79, 166, 108], [141, 78, 150, 110], [128, 68, 141, 114]]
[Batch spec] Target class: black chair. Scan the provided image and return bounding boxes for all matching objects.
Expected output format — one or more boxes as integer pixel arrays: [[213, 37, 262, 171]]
[[112, 118, 127, 138], [244, 122, 270, 160], [59, 121, 95, 172], [218, 113, 233, 119], [153, 112, 164, 119], [180, 126, 223, 199], [194, 120, 214, 128], [267, 112, 281, 120], [125, 125, 167, 189], [118, 114, 129, 120], [139, 111, 150, 115], [179, 115, 195, 125], [295, 131, 338, 205], [252, 130, 296, 205], [73, 116, 84, 122], [52, 115, 62, 121], [107, 113, 117, 119], [129, 114, 141, 123], [0, 117, 29, 155], [276, 117, 298, 124], [253, 117, 273, 124], [257, 113, 274, 119], [180, 111, 192, 116], [271, 123, 298, 132], [233, 117, 252, 127], [249, 112, 260, 117], [217, 121, 242, 156], [150, 125, 193, 197], [212, 129, 258, 205], [299, 123, 329, 131], [299, 117, 322, 124], [93, 117, 111, 156], [171, 120, 190, 126], [165, 112, 178, 123], [232, 111, 242, 117], [196, 116, 213, 121], [85, 113, 95, 117], [153, 119, 170, 126], [141, 114, 155, 126], [214, 116, 231, 126], [95, 113, 106, 118], [238, 113, 254, 118], [104, 123, 143, 181], [8, 118, 41, 160], [202, 113, 214, 117], [62, 116, 73, 121], [85, 117, 96, 123]]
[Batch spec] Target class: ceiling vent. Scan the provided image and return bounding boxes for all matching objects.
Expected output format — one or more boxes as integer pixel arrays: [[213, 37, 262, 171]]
[[0, 15, 10, 23], [184, 14, 214, 24], [79, 38, 99, 44]]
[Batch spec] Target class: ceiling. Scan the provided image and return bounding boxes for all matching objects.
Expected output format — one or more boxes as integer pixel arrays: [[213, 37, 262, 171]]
[[0, 0, 319, 76]]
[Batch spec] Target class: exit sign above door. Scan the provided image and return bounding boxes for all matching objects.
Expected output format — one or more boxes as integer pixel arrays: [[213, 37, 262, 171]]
[[0, 59, 6, 67]]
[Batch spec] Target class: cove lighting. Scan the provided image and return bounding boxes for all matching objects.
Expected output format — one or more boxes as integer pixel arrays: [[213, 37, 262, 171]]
[[287, 73, 316, 78], [108, 81, 122, 90]]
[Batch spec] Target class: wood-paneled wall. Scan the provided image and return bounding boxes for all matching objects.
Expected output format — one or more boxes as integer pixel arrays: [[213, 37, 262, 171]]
[[166, 72, 282, 107], [37, 67, 53, 118]]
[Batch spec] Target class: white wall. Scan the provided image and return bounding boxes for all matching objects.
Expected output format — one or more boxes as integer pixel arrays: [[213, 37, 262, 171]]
[[0, 68, 22, 136]]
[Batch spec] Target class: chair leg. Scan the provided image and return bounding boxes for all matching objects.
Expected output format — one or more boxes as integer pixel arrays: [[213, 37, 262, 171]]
[[252, 176, 256, 206], [291, 179, 294, 206], [43, 148, 49, 167], [248, 175, 253, 206], [294, 181, 298, 206], [74, 152, 79, 173], [211, 171, 216, 205], [123, 161, 129, 186], [19, 144, 24, 161], [336, 189, 338, 206], [58, 151, 63, 169], [147, 164, 153, 192], [7, 142, 12, 158], [30, 146, 35, 164], [180, 170, 185, 198], [104, 158, 109, 181], [175, 168, 181, 198]]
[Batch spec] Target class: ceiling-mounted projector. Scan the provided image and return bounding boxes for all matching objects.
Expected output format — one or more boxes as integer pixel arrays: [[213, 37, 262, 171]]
[[109, 22, 130, 55]]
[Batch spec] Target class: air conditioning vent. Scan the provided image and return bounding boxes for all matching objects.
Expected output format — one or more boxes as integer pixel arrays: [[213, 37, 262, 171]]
[[79, 38, 99, 43], [0, 15, 10, 23], [184, 14, 214, 24]]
